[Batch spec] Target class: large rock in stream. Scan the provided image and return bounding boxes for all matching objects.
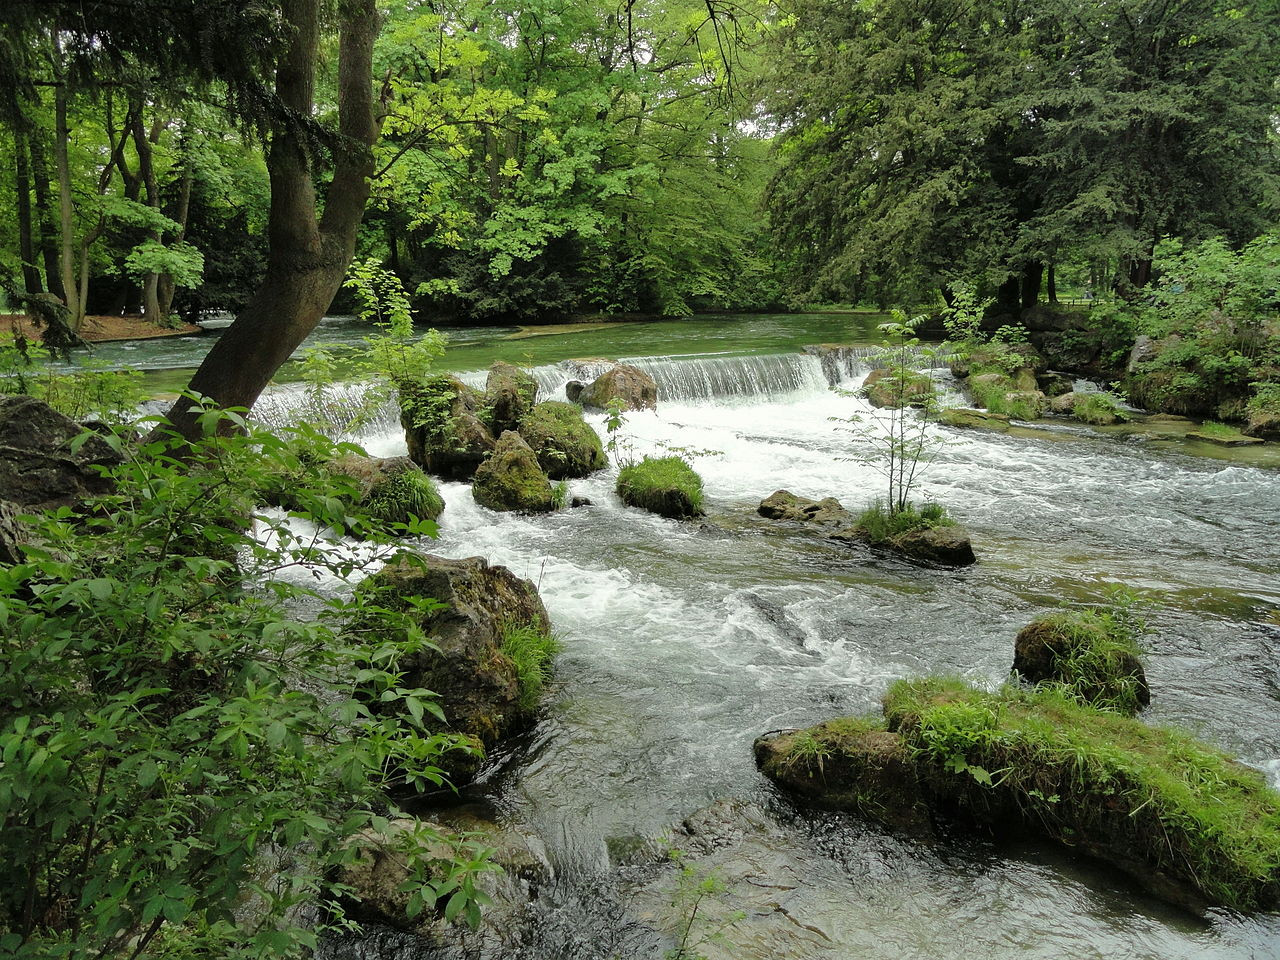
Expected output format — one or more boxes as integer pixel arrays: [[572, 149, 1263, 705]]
[[518, 400, 606, 479], [0, 394, 124, 508], [355, 553, 552, 785], [472, 431, 557, 513], [578, 363, 658, 411], [401, 376, 496, 481], [485, 361, 539, 434]]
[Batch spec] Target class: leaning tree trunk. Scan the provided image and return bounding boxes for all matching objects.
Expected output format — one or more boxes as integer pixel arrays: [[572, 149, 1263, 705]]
[[30, 123, 64, 301], [164, 0, 380, 441]]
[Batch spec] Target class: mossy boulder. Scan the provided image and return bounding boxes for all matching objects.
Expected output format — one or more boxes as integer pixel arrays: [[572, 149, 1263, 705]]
[[354, 553, 552, 786], [939, 407, 1011, 432], [829, 502, 975, 567], [485, 360, 538, 433], [0, 394, 125, 508], [578, 363, 658, 411], [472, 431, 556, 513], [329, 455, 445, 525], [757, 489, 854, 526], [881, 677, 1280, 912], [401, 375, 496, 481], [1013, 612, 1149, 714], [517, 401, 606, 479], [860, 368, 935, 409], [617, 455, 704, 519], [950, 342, 1048, 379], [1245, 407, 1280, 440], [885, 524, 976, 566], [754, 719, 931, 834]]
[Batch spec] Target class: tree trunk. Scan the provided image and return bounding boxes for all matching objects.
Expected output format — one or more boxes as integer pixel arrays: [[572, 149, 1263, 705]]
[[53, 37, 82, 328], [131, 102, 164, 323], [29, 118, 64, 301], [1046, 263, 1057, 303], [158, 150, 192, 318], [1020, 261, 1043, 312], [996, 275, 1020, 316], [165, 0, 381, 440], [12, 109, 42, 294]]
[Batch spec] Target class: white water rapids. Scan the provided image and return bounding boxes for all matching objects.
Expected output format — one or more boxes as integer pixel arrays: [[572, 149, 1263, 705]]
[[267, 351, 1280, 959]]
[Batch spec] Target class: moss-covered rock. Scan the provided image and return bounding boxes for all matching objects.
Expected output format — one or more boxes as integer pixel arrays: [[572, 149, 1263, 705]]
[[1013, 611, 1149, 714], [353, 553, 552, 786], [617, 455, 704, 518], [939, 407, 1011, 431], [754, 719, 931, 833], [472, 431, 556, 513], [829, 501, 976, 566], [401, 375, 496, 481], [860, 368, 935, 409], [485, 361, 538, 433], [881, 678, 1280, 912], [330, 454, 445, 525], [517, 401, 606, 479], [579, 363, 658, 411]]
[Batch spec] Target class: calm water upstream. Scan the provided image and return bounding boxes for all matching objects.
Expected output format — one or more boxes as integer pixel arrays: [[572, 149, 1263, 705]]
[[112, 316, 1280, 957]]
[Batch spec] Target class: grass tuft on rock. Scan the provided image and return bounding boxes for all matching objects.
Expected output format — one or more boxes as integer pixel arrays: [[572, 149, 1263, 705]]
[[360, 465, 445, 524], [1073, 392, 1129, 425], [616, 455, 704, 519], [1014, 609, 1148, 715], [882, 677, 1280, 911], [855, 500, 953, 546], [500, 622, 560, 713]]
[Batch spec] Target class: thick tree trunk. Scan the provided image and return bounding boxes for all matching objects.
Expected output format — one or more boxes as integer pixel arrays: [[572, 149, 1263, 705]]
[[996, 275, 1020, 316], [1021, 261, 1043, 312], [165, 0, 380, 440]]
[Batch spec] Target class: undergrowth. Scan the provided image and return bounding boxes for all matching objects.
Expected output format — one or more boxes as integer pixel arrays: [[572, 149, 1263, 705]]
[[855, 500, 953, 545]]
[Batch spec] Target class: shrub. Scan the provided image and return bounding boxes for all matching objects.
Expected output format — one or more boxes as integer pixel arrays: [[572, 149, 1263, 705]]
[[500, 622, 561, 713], [616, 456, 705, 519], [0, 407, 491, 957]]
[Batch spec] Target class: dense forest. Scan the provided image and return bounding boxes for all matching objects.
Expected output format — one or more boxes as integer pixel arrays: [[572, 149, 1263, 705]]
[[4, 2, 1280, 959]]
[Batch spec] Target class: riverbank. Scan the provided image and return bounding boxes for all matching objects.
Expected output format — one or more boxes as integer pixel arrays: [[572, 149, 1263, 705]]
[[0, 313, 202, 343]]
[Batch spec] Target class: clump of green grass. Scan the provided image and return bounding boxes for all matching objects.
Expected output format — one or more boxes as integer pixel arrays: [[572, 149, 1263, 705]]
[[882, 677, 1280, 911], [1197, 420, 1247, 441], [363, 467, 445, 524], [855, 500, 953, 546], [617, 455, 705, 519], [501, 622, 560, 713], [1015, 608, 1148, 715], [1073, 392, 1129, 425]]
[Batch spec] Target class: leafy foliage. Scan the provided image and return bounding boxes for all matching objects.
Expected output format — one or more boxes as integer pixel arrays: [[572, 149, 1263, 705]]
[[0, 407, 491, 958]]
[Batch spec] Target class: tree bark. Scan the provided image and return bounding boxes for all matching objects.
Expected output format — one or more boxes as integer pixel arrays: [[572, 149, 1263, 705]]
[[11, 103, 42, 294], [29, 121, 64, 301], [1020, 260, 1043, 312], [1046, 263, 1057, 303], [131, 101, 164, 323], [53, 33, 81, 328], [165, 0, 381, 440], [158, 141, 192, 318]]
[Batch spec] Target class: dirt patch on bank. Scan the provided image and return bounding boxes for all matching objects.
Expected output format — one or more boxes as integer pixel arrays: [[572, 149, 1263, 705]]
[[0, 313, 203, 343]]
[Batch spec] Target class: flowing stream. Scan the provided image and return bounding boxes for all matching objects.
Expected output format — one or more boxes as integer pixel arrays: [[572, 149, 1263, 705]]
[[102, 317, 1280, 957]]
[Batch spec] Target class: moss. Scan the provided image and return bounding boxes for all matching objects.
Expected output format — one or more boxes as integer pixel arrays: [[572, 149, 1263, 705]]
[[883, 678, 1280, 911], [500, 621, 560, 714], [472, 432, 556, 513], [861, 368, 935, 409], [854, 500, 953, 547], [517, 400, 607, 479], [1072, 392, 1129, 426], [360, 467, 444, 524], [939, 407, 1011, 431], [1014, 611, 1148, 715], [616, 456, 705, 519]]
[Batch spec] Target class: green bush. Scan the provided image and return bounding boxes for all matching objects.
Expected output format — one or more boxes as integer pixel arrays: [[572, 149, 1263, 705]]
[[500, 622, 561, 713], [361, 465, 445, 524], [855, 499, 953, 546], [883, 678, 1280, 911], [616, 456, 705, 519], [0, 407, 492, 957]]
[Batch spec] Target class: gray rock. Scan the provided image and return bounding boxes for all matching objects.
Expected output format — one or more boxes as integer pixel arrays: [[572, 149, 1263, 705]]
[[0, 395, 124, 509]]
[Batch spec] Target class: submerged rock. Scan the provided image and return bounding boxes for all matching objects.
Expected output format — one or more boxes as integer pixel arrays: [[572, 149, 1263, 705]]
[[518, 401, 607, 479], [485, 361, 539, 433], [472, 431, 556, 513], [401, 376, 496, 481], [0, 394, 124, 508], [354, 553, 552, 785], [578, 363, 658, 411], [939, 407, 1011, 431]]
